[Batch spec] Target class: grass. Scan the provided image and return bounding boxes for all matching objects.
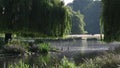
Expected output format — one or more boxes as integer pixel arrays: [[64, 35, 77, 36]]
[[2, 41, 27, 55], [1, 40, 50, 55], [28, 42, 50, 53], [82, 48, 120, 68], [8, 60, 30, 68], [5, 46, 120, 68], [3, 45, 26, 55], [79, 53, 120, 68], [57, 53, 120, 68], [39, 43, 50, 53], [59, 56, 76, 68], [53, 46, 120, 68]]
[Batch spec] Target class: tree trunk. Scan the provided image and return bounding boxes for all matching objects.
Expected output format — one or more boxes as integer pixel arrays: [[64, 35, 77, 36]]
[[5, 33, 12, 43]]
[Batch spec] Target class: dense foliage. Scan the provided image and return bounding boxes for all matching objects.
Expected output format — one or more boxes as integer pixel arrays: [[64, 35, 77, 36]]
[[0, 0, 71, 37], [68, 7, 87, 34], [102, 0, 120, 42], [68, 0, 101, 34]]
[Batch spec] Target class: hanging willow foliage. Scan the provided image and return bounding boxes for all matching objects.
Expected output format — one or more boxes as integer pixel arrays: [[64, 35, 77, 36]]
[[101, 0, 120, 42], [29, 0, 71, 37], [0, 0, 71, 37], [0, 0, 32, 32]]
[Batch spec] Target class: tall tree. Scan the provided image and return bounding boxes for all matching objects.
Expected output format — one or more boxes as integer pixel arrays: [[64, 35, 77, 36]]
[[71, 11, 87, 34], [0, 0, 71, 42], [0, 0, 32, 43], [102, 0, 120, 42], [67, 7, 86, 34], [68, 0, 101, 34], [29, 0, 71, 37]]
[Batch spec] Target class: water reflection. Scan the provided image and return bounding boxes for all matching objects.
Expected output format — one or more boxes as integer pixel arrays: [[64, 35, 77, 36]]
[[81, 40, 88, 53], [49, 39, 108, 52]]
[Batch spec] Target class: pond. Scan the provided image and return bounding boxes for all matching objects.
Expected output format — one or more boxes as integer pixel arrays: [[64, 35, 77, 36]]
[[0, 39, 120, 68]]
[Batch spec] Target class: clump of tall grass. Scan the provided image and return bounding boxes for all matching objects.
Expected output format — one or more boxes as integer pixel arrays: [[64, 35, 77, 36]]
[[56, 51, 120, 68], [57, 56, 77, 68], [28, 43, 50, 53], [79, 53, 120, 68], [8, 61, 30, 68], [39, 43, 50, 53], [2, 40, 50, 55]]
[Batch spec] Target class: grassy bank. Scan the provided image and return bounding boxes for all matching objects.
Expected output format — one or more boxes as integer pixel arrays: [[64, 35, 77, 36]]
[[0, 40, 52, 56], [8, 48, 120, 68]]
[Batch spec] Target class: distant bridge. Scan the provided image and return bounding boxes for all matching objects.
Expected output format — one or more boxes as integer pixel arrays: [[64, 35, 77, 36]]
[[66, 34, 104, 40]]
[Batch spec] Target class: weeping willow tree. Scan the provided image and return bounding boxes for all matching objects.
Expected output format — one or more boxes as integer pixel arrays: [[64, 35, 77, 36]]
[[0, 0, 71, 41], [0, 0, 32, 43], [71, 11, 87, 34], [29, 0, 71, 37], [66, 7, 86, 34], [101, 0, 120, 42]]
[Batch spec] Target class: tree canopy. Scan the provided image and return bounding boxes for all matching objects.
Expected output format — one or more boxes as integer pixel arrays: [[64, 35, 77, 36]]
[[0, 0, 71, 37], [66, 7, 86, 34], [68, 0, 101, 34], [102, 0, 120, 42]]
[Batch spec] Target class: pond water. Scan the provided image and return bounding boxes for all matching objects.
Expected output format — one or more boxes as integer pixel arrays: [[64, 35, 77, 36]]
[[0, 39, 120, 68]]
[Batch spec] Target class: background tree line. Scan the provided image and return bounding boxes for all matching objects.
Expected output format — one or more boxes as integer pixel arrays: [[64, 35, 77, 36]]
[[68, 0, 101, 34], [67, 7, 87, 34]]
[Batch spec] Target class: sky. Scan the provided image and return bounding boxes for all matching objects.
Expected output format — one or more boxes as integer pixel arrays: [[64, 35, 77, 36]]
[[63, 0, 101, 5], [64, 0, 74, 5]]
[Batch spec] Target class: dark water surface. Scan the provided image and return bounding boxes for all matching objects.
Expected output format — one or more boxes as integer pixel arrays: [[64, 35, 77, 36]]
[[0, 39, 120, 68]]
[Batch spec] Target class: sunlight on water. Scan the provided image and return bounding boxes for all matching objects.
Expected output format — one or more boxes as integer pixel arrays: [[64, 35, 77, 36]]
[[81, 40, 88, 53], [49, 38, 120, 53]]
